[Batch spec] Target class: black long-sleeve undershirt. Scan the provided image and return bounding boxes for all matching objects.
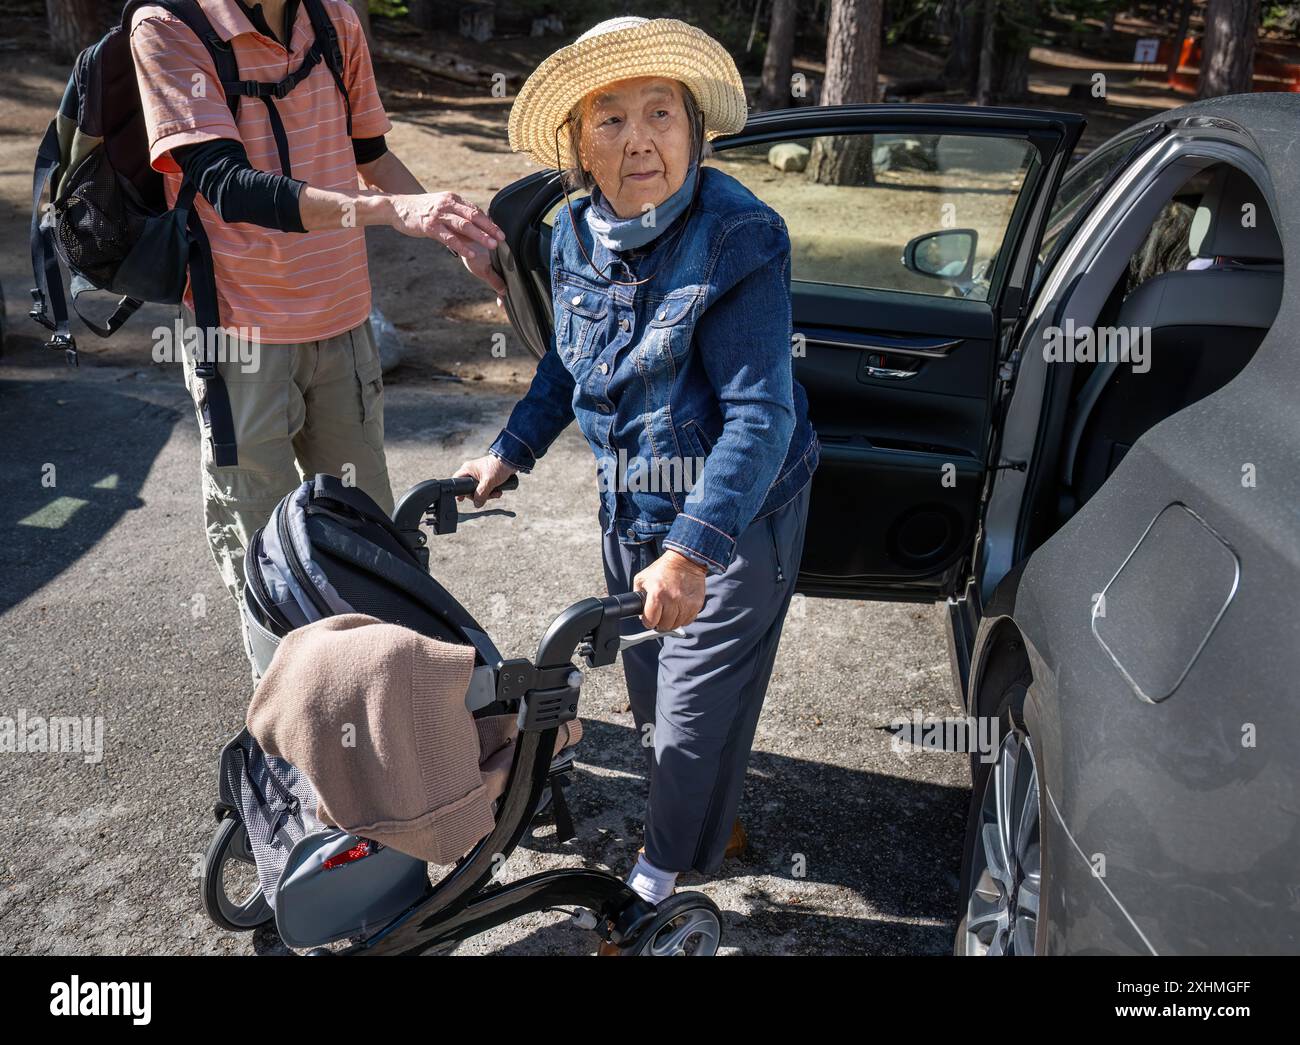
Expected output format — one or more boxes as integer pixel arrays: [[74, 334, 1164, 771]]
[[174, 138, 307, 232], [172, 134, 389, 233]]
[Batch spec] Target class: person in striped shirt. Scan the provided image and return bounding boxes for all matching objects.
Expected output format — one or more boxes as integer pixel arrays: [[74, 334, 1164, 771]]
[[129, 0, 507, 608]]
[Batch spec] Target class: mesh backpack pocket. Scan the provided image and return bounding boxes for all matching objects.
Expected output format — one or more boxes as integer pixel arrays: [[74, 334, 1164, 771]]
[[217, 727, 323, 911]]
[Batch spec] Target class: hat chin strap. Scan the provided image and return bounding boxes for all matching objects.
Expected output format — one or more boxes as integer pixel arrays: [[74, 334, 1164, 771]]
[[553, 119, 699, 288]]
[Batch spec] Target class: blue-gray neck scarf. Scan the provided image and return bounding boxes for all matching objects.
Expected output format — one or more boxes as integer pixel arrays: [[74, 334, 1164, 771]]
[[585, 164, 700, 253]]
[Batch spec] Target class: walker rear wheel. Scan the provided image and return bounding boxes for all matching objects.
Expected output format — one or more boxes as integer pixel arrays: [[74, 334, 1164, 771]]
[[201, 815, 274, 931]]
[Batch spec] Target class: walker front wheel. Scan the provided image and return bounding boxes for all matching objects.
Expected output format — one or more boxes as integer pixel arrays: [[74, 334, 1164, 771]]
[[616, 892, 722, 956]]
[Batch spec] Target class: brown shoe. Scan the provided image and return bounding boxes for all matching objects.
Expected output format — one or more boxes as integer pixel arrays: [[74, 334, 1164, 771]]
[[724, 818, 747, 860]]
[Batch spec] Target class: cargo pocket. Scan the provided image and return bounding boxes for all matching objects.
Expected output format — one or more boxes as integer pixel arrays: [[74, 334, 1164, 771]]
[[351, 323, 385, 453], [181, 347, 209, 437]]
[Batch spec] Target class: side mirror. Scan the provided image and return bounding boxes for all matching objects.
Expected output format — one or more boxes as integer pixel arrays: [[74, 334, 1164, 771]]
[[901, 228, 979, 281]]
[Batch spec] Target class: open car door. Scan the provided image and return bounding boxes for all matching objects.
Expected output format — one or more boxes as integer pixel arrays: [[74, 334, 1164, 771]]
[[490, 104, 1084, 602]]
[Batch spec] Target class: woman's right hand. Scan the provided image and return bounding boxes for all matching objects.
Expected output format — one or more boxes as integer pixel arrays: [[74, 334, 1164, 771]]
[[453, 454, 519, 508]]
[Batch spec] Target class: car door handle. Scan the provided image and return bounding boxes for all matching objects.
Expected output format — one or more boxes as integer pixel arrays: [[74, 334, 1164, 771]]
[[800, 335, 963, 359], [863, 365, 919, 380]]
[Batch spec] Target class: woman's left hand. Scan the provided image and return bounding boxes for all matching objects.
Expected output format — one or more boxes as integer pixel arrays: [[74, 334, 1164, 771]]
[[634, 550, 708, 632]]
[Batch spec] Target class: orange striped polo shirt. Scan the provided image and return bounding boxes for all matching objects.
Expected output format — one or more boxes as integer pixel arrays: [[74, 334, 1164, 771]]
[[129, 0, 391, 343]]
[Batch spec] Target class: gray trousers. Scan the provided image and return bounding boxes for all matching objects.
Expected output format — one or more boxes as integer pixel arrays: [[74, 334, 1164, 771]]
[[599, 482, 811, 875]]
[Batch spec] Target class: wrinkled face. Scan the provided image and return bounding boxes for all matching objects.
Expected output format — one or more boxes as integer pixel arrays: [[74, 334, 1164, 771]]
[[576, 76, 693, 220]]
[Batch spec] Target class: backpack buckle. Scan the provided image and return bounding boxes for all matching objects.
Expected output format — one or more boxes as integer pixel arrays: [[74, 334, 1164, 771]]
[[46, 331, 78, 367], [271, 77, 293, 99]]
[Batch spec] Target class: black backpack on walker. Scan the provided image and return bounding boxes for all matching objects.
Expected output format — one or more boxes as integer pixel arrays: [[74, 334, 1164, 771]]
[[28, 0, 351, 466]]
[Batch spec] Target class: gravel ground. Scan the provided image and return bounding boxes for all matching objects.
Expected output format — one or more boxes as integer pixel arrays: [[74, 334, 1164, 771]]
[[0, 360, 970, 956]]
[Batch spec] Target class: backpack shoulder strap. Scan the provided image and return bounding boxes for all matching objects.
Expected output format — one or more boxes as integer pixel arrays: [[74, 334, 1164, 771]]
[[29, 116, 76, 362], [121, 0, 241, 119], [302, 0, 352, 136]]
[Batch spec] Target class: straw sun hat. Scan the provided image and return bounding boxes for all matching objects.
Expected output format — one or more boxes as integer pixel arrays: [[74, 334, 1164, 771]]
[[507, 16, 748, 169]]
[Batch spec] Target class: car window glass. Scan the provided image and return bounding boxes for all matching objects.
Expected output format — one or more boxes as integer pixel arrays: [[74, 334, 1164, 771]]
[[1036, 131, 1147, 280], [705, 133, 1037, 302]]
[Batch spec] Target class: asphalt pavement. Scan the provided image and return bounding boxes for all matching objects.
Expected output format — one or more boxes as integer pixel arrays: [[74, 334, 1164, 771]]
[[0, 359, 970, 955]]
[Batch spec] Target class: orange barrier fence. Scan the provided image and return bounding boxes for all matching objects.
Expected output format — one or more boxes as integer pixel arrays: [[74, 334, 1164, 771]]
[[1156, 36, 1300, 93]]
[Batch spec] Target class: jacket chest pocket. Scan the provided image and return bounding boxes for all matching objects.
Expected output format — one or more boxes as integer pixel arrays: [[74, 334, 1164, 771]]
[[556, 285, 609, 366], [639, 288, 702, 373]]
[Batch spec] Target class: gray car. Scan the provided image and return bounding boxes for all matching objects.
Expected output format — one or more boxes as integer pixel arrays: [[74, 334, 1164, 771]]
[[490, 93, 1297, 956]]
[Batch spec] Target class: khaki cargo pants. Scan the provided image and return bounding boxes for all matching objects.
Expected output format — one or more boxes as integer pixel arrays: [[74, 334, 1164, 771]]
[[181, 310, 395, 606]]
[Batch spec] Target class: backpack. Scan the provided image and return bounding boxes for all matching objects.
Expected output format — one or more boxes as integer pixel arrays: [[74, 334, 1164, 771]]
[[240, 473, 506, 717], [216, 725, 433, 946], [28, 0, 353, 468]]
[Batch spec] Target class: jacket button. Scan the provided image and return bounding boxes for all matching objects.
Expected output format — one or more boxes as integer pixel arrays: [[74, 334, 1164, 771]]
[[619, 318, 630, 331], [598, 403, 609, 413], [658, 311, 667, 321], [626, 528, 636, 539], [571, 294, 582, 306], [598, 362, 608, 373]]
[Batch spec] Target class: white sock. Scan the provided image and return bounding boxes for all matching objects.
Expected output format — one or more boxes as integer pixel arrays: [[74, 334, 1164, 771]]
[[626, 852, 678, 905]]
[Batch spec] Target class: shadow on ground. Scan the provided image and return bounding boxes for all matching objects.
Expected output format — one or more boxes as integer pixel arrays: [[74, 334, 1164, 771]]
[[0, 377, 181, 612]]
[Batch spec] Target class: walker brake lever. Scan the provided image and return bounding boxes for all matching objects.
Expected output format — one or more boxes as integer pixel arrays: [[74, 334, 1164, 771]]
[[618, 627, 686, 649], [574, 627, 681, 669], [455, 508, 516, 522]]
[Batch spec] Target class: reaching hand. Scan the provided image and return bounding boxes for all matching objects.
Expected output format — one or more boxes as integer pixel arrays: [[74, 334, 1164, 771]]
[[390, 192, 504, 251]]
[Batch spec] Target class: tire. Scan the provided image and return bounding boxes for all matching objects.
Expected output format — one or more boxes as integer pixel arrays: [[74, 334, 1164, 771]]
[[200, 816, 274, 932], [613, 892, 723, 956], [954, 673, 1045, 956]]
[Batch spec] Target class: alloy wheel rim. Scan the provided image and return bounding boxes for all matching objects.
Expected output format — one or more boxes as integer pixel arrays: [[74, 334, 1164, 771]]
[[964, 729, 1041, 955]]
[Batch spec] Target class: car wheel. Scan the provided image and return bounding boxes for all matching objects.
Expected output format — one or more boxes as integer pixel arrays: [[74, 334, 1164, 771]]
[[954, 675, 1043, 956]]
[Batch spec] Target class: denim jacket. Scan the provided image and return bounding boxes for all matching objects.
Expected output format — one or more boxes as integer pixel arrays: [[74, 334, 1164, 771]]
[[489, 167, 820, 575]]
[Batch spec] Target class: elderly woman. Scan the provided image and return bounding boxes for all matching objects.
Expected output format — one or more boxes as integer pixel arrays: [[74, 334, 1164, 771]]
[[456, 16, 819, 917]]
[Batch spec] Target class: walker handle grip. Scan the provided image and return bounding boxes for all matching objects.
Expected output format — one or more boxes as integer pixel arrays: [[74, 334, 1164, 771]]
[[446, 474, 519, 498], [608, 590, 647, 620]]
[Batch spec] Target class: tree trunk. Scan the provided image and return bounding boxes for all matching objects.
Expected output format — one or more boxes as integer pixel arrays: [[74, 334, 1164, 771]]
[[371, 40, 510, 88], [47, 0, 102, 61], [1166, 0, 1194, 79], [758, 0, 797, 111], [808, 0, 882, 185], [959, 0, 1037, 105], [818, 0, 880, 106], [1198, 0, 1260, 98], [944, 3, 981, 95], [995, 1, 1034, 102], [976, 0, 997, 105], [746, 0, 764, 52], [406, 0, 436, 31]]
